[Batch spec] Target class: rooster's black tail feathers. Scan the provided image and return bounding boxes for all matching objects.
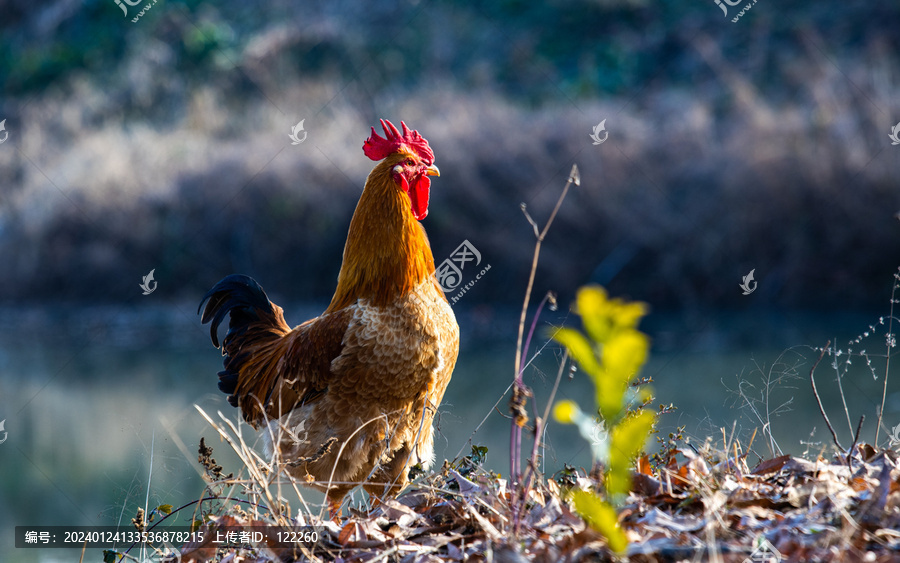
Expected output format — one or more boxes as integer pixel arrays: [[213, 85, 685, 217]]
[[198, 274, 290, 406]]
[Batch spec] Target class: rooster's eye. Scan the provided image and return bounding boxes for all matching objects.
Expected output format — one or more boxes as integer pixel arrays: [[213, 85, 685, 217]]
[[405, 159, 414, 166]]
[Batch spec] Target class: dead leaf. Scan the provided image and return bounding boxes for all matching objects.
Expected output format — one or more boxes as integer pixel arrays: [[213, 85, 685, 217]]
[[751, 455, 791, 475]]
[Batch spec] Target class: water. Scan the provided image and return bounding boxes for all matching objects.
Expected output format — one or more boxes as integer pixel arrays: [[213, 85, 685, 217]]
[[1, 304, 897, 562]]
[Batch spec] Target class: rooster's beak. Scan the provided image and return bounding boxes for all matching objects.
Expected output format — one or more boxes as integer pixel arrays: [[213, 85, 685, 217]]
[[425, 164, 440, 177]]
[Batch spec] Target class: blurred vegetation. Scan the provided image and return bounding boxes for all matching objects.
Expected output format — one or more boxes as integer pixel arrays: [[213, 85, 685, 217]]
[[1, 0, 899, 309], [3, 0, 898, 100]]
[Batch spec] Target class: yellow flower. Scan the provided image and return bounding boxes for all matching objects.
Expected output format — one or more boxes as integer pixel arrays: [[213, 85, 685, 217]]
[[610, 300, 648, 330], [575, 286, 615, 343], [602, 329, 649, 379], [574, 286, 648, 344], [553, 400, 581, 424]]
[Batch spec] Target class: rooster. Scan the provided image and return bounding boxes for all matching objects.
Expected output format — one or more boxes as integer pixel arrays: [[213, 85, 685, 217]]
[[199, 120, 459, 514]]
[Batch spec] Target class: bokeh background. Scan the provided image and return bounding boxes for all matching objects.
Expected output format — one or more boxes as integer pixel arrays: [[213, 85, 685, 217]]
[[1, 0, 899, 560]]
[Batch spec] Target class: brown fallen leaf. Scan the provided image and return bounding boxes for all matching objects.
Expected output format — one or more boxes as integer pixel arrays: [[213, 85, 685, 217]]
[[751, 454, 792, 475]]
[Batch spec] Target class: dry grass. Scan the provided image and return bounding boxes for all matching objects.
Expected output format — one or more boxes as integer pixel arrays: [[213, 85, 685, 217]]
[[103, 405, 900, 562]]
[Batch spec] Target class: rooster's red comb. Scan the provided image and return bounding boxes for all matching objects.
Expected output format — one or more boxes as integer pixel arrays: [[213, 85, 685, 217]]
[[363, 119, 434, 165]]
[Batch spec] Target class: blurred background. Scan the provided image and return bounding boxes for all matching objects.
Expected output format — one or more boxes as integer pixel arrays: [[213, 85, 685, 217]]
[[1, 0, 899, 560]]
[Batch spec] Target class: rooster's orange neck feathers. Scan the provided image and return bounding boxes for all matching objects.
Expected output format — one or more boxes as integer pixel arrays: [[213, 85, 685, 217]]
[[326, 153, 436, 312]]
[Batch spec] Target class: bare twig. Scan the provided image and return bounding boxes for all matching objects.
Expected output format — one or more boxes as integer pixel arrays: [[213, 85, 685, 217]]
[[725, 348, 804, 458], [875, 268, 898, 445], [286, 437, 339, 467], [510, 164, 578, 485], [533, 351, 569, 479], [117, 496, 263, 561], [510, 292, 554, 481], [831, 335, 854, 436], [810, 341, 843, 451], [513, 351, 569, 534], [846, 415, 864, 472]]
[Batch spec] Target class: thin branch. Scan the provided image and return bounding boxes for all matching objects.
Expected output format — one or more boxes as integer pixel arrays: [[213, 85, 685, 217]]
[[846, 415, 864, 473], [763, 363, 776, 457], [513, 164, 579, 380], [521, 204, 540, 238], [117, 496, 264, 561], [142, 430, 155, 562], [286, 437, 339, 467], [832, 335, 854, 436], [513, 351, 569, 534], [810, 341, 843, 451], [521, 292, 557, 382], [510, 165, 578, 485], [875, 269, 898, 445], [510, 292, 554, 482]]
